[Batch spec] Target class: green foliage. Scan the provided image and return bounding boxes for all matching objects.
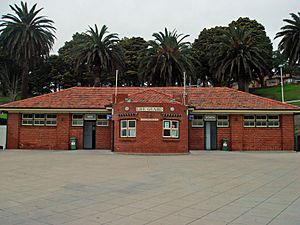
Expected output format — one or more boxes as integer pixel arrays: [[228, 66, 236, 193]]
[[139, 28, 194, 86], [192, 17, 273, 90], [251, 84, 300, 102], [0, 1, 56, 99], [213, 24, 269, 92], [74, 25, 124, 86], [118, 37, 148, 86], [276, 12, 300, 65], [192, 26, 228, 86]]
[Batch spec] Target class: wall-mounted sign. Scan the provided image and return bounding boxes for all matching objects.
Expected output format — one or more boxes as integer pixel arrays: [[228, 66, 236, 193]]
[[136, 107, 164, 112], [84, 114, 96, 120], [140, 118, 159, 121], [204, 115, 217, 121], [188, 115, 194, 120]]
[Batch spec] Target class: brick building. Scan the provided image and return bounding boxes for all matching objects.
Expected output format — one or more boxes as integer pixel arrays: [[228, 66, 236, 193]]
[[1, 87, 299, 153]]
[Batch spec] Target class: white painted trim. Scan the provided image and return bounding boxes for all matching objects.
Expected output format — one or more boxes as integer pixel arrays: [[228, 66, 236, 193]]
[[191, 109, 298, 114], [1, 108, 110, 113]]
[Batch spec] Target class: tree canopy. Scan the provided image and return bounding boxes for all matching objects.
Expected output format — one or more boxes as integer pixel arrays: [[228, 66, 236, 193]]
[[0, 1, 56, 99]]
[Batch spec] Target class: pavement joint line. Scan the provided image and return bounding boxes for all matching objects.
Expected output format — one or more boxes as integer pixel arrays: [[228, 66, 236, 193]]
[[265, 188, 300, 225], [141, 165, 284, 225], [184, 167, 300, 225], [226, 176, 300, 225]]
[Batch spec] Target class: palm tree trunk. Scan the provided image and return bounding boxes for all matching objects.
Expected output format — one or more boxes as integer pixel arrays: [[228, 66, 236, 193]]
[[238, 79, 249, 92], [21, 62, 29, 99], [93, 65, 101, 87], [166, 67, 172, 86]]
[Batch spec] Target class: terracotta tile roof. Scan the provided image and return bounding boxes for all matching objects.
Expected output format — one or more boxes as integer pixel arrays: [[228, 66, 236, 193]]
[[1, 86, 299, 111], [124, 89, 181, 104]]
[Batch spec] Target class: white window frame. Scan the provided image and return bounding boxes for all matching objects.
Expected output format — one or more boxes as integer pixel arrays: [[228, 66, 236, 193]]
[[268, 115, 280, 128], [255, 115, 268, 127], [34, 114, 46, 126], [192, 115, 204, 127], [120, 120, 136, 137], [96, 114, 109, 127], [217, 115, 229, 127], [46, 114, 57, 126], [244, 115, 255, 127], [72, 114, 84, 126], [21, 114, 34, 126], [163, 120, 179, 138]]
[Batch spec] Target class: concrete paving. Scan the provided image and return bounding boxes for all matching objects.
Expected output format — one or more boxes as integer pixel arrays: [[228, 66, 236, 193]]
[[0, 150, 300, 225]]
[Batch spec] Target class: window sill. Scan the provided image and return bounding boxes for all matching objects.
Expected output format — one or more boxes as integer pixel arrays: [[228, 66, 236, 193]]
[[163, 138, 180, 142]]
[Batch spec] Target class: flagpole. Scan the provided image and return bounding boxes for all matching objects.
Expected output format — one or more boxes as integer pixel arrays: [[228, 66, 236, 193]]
[[114, 70, 118, 103]]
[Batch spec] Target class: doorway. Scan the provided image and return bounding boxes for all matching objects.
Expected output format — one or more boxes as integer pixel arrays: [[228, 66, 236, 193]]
[[83, 121, 96, 149], [205, 121, 217, 150]]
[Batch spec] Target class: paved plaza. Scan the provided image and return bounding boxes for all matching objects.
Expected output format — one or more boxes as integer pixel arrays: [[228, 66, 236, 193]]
[[0, 150, 300, 225]]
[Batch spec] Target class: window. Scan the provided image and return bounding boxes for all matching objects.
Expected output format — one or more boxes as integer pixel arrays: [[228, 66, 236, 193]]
[[120, 120, 136, 137], [72, 114, 84, 126], [244, 115, 280, 128], [192, 115, 204, 127], [96, 114, 109, 126], [46, 114, 57, 126], [22, 113, 57, 126], [244, 115, 255, 127], [256, 115, 267, 127], [163, 120, 179, 138], [34, 114, 46, 126], [217, 115, 229, 127], [268, 115, 280, 127], [22, 114, 33, 125]]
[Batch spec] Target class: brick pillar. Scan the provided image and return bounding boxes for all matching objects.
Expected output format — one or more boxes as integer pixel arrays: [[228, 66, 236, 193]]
[[56, 113, 70, 150], [7, 113, 20, 149], [230, 115, 243, 151], [281, 114, 294, 150]]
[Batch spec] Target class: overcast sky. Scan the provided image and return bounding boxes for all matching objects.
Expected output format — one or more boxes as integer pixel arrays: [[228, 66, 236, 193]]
[[1, 0, 299, 54]]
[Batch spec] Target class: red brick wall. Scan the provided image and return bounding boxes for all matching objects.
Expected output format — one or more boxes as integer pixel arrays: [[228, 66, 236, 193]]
[[113, 102, 188, 153], [189, 114, 295, 151], [95, 122, 112, 149], [7, 113, 20, 149], [189, 123, 204, 150]]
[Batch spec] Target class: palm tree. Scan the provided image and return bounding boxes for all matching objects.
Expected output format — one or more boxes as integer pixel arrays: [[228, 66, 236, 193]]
[[0, 2, 55, 99], [275, 12, 300, 65], [75, 25, 124, 86], [213, 25, 269, 92], [139, 28, 194, 86]]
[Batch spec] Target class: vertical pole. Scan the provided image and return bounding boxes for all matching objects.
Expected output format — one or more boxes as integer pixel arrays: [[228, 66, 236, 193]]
[[114, 70, 118, 103], [280, 66, 284, 102], [183, 72, 186, 105]]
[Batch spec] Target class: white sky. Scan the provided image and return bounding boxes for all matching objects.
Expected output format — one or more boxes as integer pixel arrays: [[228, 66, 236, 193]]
[[1, 0, 299, 53]]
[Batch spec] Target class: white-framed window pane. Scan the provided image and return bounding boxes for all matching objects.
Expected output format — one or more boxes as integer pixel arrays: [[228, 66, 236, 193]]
[[192, 114, 204, 127], [256, 115, 267, 127], [72, 120, 83, 126], [164, 129, 171, 137], [244, 115, 255, 127], [171, 129, 178, 138], [34, 120, 45, 126], [121, 120, 127, 128], [217, 115, 229, 127], [129, 120, 136, 128], [164, 121, 170, 129], [172, 121, 178, 128], [22, 114, 33, 119], [121, 129, 127, 137], [22, 119, 33, 125], [128, 129, 136, 137], [268, 115, 280, 127], [96, 120, 109, 126]]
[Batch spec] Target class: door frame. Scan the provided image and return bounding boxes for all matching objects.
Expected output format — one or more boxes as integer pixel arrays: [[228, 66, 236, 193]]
[[204, 121, 217, 150], [83, 121, 96, 149]]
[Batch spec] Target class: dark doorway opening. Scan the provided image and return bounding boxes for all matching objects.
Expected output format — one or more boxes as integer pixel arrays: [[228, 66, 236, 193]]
[[83, 121, 96, 149], [205, 121, 217, 150]]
